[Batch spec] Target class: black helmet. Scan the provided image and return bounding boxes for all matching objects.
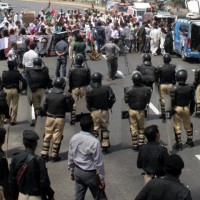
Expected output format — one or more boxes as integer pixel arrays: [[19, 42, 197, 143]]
[[54, 77, 66, 89], [132, 71, 143, 86], [91, 72, 103, 83], [176, 69, 187, 84], [163, 53, 171, 64], [75, 54, 84, 66], [143, 53, 151, 62], [33, 58, 42, 70]]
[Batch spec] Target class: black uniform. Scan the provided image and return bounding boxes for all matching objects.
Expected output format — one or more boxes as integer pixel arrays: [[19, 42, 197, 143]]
[[68, 65, 90, 90], [136, 64, 157, 88], [135, 176, 192, 200], [68, 64, 91, 124], [0, 150, 9, 199], [41, 87, 74, 160], [2, 69, 26, 124], [137, 141, 169, 177], [171, 84, 195, 149], [86, 81, 116, 149], [124, 85, 151, 148], [2, 69, 26, 92], [157, 63, 176, 119], [9, 149, 54, 199], [27, 67, 52, 92]]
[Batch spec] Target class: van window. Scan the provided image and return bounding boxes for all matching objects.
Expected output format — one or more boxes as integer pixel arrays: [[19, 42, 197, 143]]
[[118, 6, 128, 12], [137, 10, 145, 16], [191, 24, 200, 51], [179, 24, 188, 35]]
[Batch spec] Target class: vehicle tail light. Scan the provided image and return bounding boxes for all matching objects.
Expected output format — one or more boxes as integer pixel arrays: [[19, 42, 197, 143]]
[[188, 38, 191, 48]]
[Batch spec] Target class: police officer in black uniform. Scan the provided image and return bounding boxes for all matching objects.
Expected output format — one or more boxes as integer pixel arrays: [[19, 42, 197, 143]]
[[0, 82, 10, 127], [27, 57, 52, 119], [9, 130, 54, 199], [193, 68, 200, 116], [41, 77, 74, 162], [68, 54, 91, 125], [157, 53, 176, 121], [2, 61, 26, 125], [136, 53, 157, 89], [86, 72, 116, 153], [135, 154, 192, 200], [137, 125, 169, 184], [124, 71, 152, 151], [0, 128, 9, 199], [171, 69, 195, 151]]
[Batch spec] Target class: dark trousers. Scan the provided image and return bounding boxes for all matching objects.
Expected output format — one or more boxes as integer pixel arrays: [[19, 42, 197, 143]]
[[96, 38, 104, 53], [74, 167, 105, 200], [107, 56, 118, 79], [56, 58, 67, 78]]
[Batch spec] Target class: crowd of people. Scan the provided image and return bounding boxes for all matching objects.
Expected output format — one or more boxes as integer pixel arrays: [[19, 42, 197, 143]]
[[0, 4, 197, 200]]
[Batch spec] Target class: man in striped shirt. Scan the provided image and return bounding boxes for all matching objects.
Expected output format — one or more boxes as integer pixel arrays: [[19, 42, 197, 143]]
[[68, 115, 106, 200]]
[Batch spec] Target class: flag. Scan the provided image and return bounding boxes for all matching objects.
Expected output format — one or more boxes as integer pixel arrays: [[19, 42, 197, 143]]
[[92, 4, 94, 9], [48, 1, 51, 8]]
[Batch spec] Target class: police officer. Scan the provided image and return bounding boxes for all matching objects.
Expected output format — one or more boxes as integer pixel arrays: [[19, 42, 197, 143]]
[[68, 54, 91, 125], [26, 57, 52, 119], [2, 61, 26, 125], [124, 71, 152, 151], [41, 77, 74, 162], [137, 125, 169, 184], [136, 53, 157, 89], [0, 128, 9, 199], [157, 53, 176, 120], [193, 68, 200, 116], [9, 130, 54, 199], [86, 72, 116, 153], [0, 82, 10, 127], [135, 154, 192, 200], [171, 69, 195, 150]]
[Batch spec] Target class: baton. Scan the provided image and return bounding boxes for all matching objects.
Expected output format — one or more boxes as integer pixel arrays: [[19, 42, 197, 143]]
[[96, 172, 108, 200]]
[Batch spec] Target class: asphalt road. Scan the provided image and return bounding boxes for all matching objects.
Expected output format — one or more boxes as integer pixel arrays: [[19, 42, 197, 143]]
[[2, 0, 200, 199]]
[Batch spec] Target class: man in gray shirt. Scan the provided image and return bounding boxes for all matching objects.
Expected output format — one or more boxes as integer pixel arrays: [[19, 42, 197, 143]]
[[101, 39, 120, 80], [55, 35, 68, 78], [68, 115, 106, 200]]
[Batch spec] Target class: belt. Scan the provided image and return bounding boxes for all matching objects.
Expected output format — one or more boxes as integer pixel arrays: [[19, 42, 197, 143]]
[[5, 87, 17, 89], [75, 165, 96, 172], [47, 114, 65, 118]]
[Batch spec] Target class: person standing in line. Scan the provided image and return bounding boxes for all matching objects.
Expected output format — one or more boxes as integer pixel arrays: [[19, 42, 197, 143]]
[[137, 125, 169, 184], [0, 128, 9, 200], [157, 53, 176, 121], [124, 71, 151, 151], [2, 61, 26, 126], [26, 57, 52, 124], [9, 130, 54, 200], [41, 77, 74, 162], [136, 54, 157, 89], [68, 115, 106, 200], [86, 72, 116, 153], [55, 35, 68, 78], [68, 54, 91, 125], [135, 154, 192, 200], [171, 69, 195, 151]]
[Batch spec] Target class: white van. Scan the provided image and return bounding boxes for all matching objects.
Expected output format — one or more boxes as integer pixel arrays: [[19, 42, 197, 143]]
[[127, 3, 151, 17]]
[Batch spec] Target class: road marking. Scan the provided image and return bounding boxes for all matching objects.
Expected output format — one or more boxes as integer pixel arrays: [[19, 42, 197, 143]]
[[195, 155, 200, 160], [149, 102, 160, 115]]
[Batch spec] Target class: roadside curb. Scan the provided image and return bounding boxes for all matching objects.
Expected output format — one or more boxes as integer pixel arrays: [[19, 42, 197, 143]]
[[21, 0, 105, 11]]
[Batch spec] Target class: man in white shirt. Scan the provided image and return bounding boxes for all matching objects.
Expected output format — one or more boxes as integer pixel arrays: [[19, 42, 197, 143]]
[[150, 24, 160, 56]]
